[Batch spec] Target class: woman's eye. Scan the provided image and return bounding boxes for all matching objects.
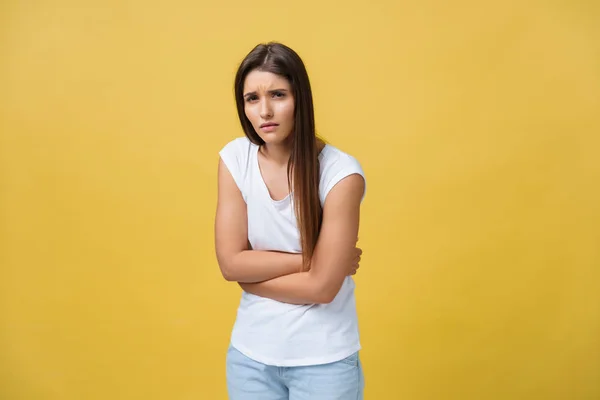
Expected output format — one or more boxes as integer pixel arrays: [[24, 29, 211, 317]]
[[272, 91, 285, 98], [245, 95, 258, 102]]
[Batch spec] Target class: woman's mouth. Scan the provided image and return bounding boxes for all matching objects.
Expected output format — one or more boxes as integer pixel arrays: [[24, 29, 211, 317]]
[[260, 123, 279, 132]]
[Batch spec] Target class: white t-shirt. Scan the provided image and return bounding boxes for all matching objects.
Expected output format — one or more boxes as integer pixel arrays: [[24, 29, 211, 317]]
[[219, 136, 366, 367]]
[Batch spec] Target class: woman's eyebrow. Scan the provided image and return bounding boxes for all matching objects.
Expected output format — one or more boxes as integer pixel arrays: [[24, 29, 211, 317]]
[[243, 88, 289, 97]]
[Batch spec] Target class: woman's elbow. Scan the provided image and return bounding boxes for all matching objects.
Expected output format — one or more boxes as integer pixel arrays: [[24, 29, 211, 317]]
[[313, 291, 336, 304], [219, 265, 234, 281], [221, 269, 236, 282], [218, 253, 250, 282], [312, 279, 344, 304], [217, 256, 237, 282]]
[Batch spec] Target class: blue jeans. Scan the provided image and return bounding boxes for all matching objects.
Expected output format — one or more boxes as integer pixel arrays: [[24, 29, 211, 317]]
[[226, 345, 365, 400]]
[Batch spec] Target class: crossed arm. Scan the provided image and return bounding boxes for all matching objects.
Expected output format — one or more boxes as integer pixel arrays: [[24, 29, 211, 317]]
[[214, 158, 364, 305]]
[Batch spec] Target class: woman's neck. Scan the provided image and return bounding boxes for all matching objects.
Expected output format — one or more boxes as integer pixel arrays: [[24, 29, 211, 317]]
[[260, 142, 292, 166], [260, 137, 326, 166]]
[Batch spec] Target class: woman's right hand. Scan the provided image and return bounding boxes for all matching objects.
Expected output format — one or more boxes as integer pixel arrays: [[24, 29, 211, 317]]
[[350, 246, 362, 276]]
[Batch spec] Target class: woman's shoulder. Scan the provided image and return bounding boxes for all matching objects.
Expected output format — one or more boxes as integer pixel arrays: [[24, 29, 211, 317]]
[[319, 143, 363, 172], [219, 136, 256, 162], [220, 136, 253, 153], [318, 143, 366, 204], [218, 136, 256, 187]]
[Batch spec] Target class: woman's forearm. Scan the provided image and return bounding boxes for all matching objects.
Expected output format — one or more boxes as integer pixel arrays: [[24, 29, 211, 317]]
[[239, 270, 333, 305], [221, 250, 303, 283]]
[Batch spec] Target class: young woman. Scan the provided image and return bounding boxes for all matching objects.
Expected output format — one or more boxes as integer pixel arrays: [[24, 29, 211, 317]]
[[215, 42, 367, 399]]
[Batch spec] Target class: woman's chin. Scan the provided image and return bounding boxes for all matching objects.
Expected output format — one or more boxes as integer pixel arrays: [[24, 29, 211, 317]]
[[258, 131, 293, 146]]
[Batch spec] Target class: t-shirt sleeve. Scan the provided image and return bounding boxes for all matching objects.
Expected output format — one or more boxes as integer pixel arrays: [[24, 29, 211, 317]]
[[218, 137, 247, 194], [320, 154, 367, 206]]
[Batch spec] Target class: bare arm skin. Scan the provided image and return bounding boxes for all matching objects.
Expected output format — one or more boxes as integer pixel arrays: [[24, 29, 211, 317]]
[[238, 173, 365, 304], [214, 158, 302, 283]]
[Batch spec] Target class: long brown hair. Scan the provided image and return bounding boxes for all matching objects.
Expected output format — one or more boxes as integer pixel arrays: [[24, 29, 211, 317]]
[[234, 42, 321, 271]]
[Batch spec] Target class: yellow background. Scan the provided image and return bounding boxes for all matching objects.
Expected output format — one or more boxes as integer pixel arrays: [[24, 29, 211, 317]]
[[1, 0, 599, 399]]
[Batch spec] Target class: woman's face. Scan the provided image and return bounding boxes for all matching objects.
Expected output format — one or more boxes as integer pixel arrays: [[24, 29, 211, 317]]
[[243, 69, 295, 145]]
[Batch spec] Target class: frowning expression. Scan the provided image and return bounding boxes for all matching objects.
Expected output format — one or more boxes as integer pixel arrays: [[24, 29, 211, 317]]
[[243, 70, 295, 145]]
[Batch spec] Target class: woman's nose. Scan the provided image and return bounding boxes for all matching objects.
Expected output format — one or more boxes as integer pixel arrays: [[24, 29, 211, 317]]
[[260, 100, 273, 119]]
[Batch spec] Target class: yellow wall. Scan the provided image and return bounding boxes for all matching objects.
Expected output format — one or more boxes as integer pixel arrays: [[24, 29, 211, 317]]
[[1, 0, 599, 398]]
